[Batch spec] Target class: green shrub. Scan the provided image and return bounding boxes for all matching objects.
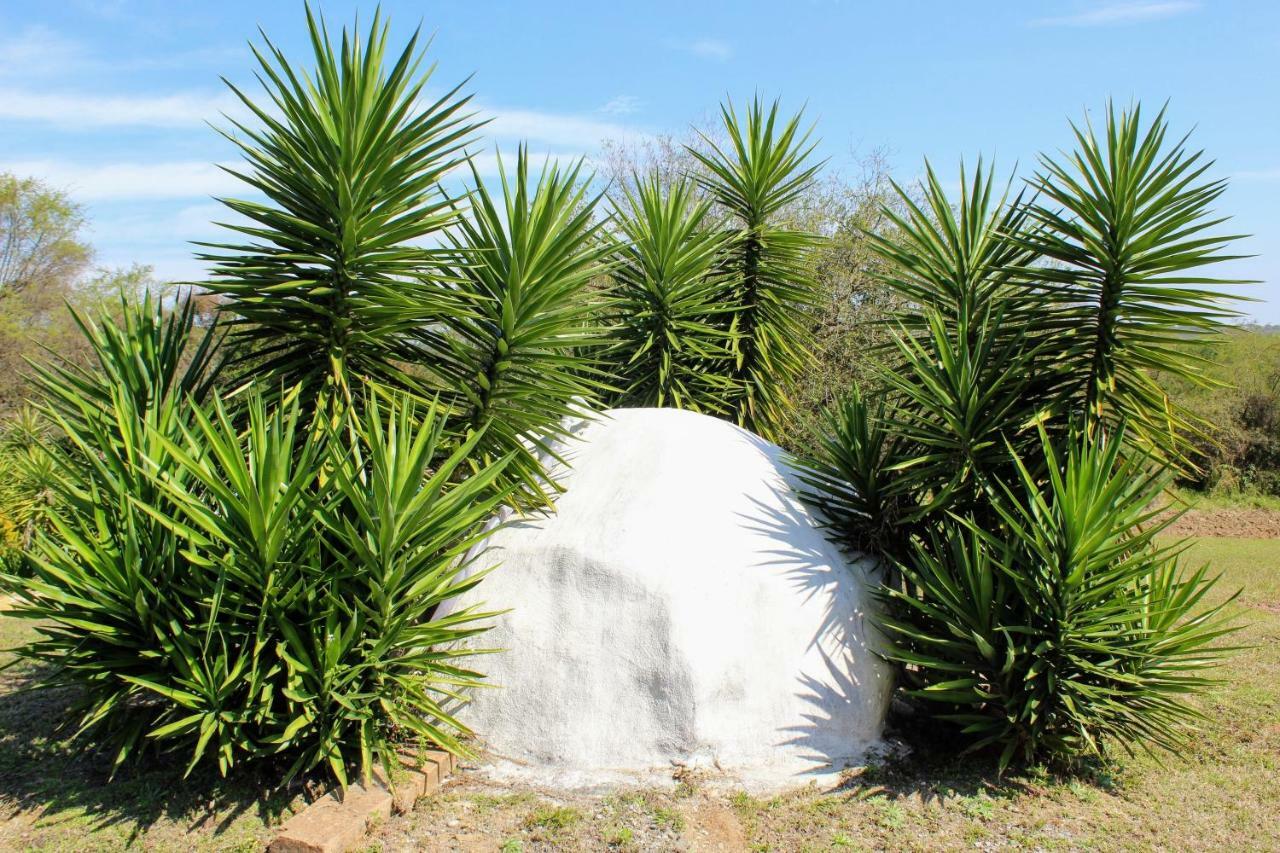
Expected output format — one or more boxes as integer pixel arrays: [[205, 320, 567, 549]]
[[7, 296, 511, 782], [0, 406, 61, 574], [801, 103, 1244, 768], [199, 8, 605, 506], [2, 8, 599, 786], [1158, 327, 1280, 496], [432, 149, 611, 507], [605, 173, 738, 412], [689, 98, 825, 442], [878, 432, 1237, 767], [598, 97, 825, 441]]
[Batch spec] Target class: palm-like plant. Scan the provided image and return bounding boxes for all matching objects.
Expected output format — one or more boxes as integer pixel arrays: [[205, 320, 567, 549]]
[[879, 307, 1040, 524], [6, 295, 513, 782], [802, 103, 1245, 768], [863, 161, 1037, 339], [1016, 102, 1247, 468], [3, 8, 611, 786], [800, 164, 1053, 549], [795, 388, 908, 557], [200, 7, 480, 408], [430, 149, 610, 506], [146, 390, 508, 783], [10, 295, 222, 772], [605, 173, 738, 412], [688, 97, 824, 441], [0, 406, 61, 554], [878, 432, 1238, 769]]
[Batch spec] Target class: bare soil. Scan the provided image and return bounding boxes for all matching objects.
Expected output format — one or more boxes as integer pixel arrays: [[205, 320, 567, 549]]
[[1165, 506, 1280, 538]]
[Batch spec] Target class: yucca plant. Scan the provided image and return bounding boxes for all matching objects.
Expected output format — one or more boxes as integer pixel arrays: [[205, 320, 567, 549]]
[[862, 160, 1038, 342], [3, 7, 610, 788], [687, 97, 824, 441], [200, 6, 480, 409], [6, 294, 223, 771], [878, 432, 1238, 769], [795, 387, 908, 558], [1015, 102, 1247, 468], [4, 297, 513, 781], [0, 405, 60, 556], [429, 149, 610, 506], [605, 173, 739, 412], [802, 103, 1245, 768], [800, 164, 1057, 552], [144, 390, 508, 783]]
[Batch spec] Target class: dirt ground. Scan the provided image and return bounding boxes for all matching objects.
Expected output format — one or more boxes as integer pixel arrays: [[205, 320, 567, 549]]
[[1164, 506, 1280, 538], [372, 773, 749, 852]]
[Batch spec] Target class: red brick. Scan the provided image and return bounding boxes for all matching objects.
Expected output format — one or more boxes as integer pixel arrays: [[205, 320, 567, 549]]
[[269, 780, 392, 853]]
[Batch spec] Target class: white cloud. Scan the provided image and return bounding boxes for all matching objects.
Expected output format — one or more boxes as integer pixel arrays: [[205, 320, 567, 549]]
[[1234, 167, 1280, 182], [0, 26, 86, 77], [665, 37, 733, 61], [1, 150, 603, 207], [0, 26, 241, 80], [599, 95, 642, 116], [88, 203, 232, 244], [482, 105, 651, 149], [0, 87, 243, 129], [1030, 1, 1199, 27], [0, 160, 245, 202]]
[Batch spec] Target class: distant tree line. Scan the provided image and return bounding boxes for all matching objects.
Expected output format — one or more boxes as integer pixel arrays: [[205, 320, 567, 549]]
[[1161, 326, 1280, 497]]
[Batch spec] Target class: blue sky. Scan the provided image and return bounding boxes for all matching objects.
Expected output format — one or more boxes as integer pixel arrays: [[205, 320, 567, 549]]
[[2, 1, 1278, 318]]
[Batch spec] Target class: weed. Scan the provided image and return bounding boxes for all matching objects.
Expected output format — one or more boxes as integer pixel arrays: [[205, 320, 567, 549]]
[[653, 805, 685, 832]]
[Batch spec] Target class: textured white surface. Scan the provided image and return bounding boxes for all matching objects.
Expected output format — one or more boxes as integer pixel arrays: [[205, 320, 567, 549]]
[[451, 408, 892, 791]]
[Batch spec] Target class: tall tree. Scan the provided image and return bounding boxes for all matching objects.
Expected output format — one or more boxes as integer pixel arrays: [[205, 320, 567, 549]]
[[0, 174, 140, 410], [0, 174, 90, 298]]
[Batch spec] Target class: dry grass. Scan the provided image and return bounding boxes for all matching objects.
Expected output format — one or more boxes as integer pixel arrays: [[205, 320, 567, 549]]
[[0, 536, 1276, 851]]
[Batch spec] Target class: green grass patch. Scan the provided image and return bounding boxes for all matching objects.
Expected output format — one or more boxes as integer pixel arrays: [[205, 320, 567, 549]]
[[523, 805, 583, 832]]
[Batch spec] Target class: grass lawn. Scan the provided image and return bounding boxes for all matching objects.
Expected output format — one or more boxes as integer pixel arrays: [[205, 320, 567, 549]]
[[1169, 487, 1280, 512], [0, 536, 1277, 851]]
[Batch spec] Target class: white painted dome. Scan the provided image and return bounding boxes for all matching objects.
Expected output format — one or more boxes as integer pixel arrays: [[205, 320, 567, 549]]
[[451, 407, 892, 791]]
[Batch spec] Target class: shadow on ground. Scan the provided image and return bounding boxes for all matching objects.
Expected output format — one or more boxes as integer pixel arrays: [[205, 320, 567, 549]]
[[0, 659, 299, 847], [825, 700, 1120, 808]]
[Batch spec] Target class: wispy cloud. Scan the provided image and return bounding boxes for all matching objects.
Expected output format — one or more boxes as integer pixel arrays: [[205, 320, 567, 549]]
[[0, 87, 243, 128], [0, 160, 243, 201], [1030, 1, 1199, 27], [599, 95, 642, 116], [482, 105, 651, 149], [666, 37, 733, 61], [3, 150, 610, 204], [88, 203, 231, 243], [0, 26, 241, 80], [1234, 167, 1280, 182], [0, 26, 86, 77]]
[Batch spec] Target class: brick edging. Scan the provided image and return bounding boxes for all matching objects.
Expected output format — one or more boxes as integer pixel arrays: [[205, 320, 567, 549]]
[[268, 750, 457, 853]]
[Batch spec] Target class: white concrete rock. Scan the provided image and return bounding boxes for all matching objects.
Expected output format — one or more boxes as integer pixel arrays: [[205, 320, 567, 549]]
[[450, 407, 892, 791]]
